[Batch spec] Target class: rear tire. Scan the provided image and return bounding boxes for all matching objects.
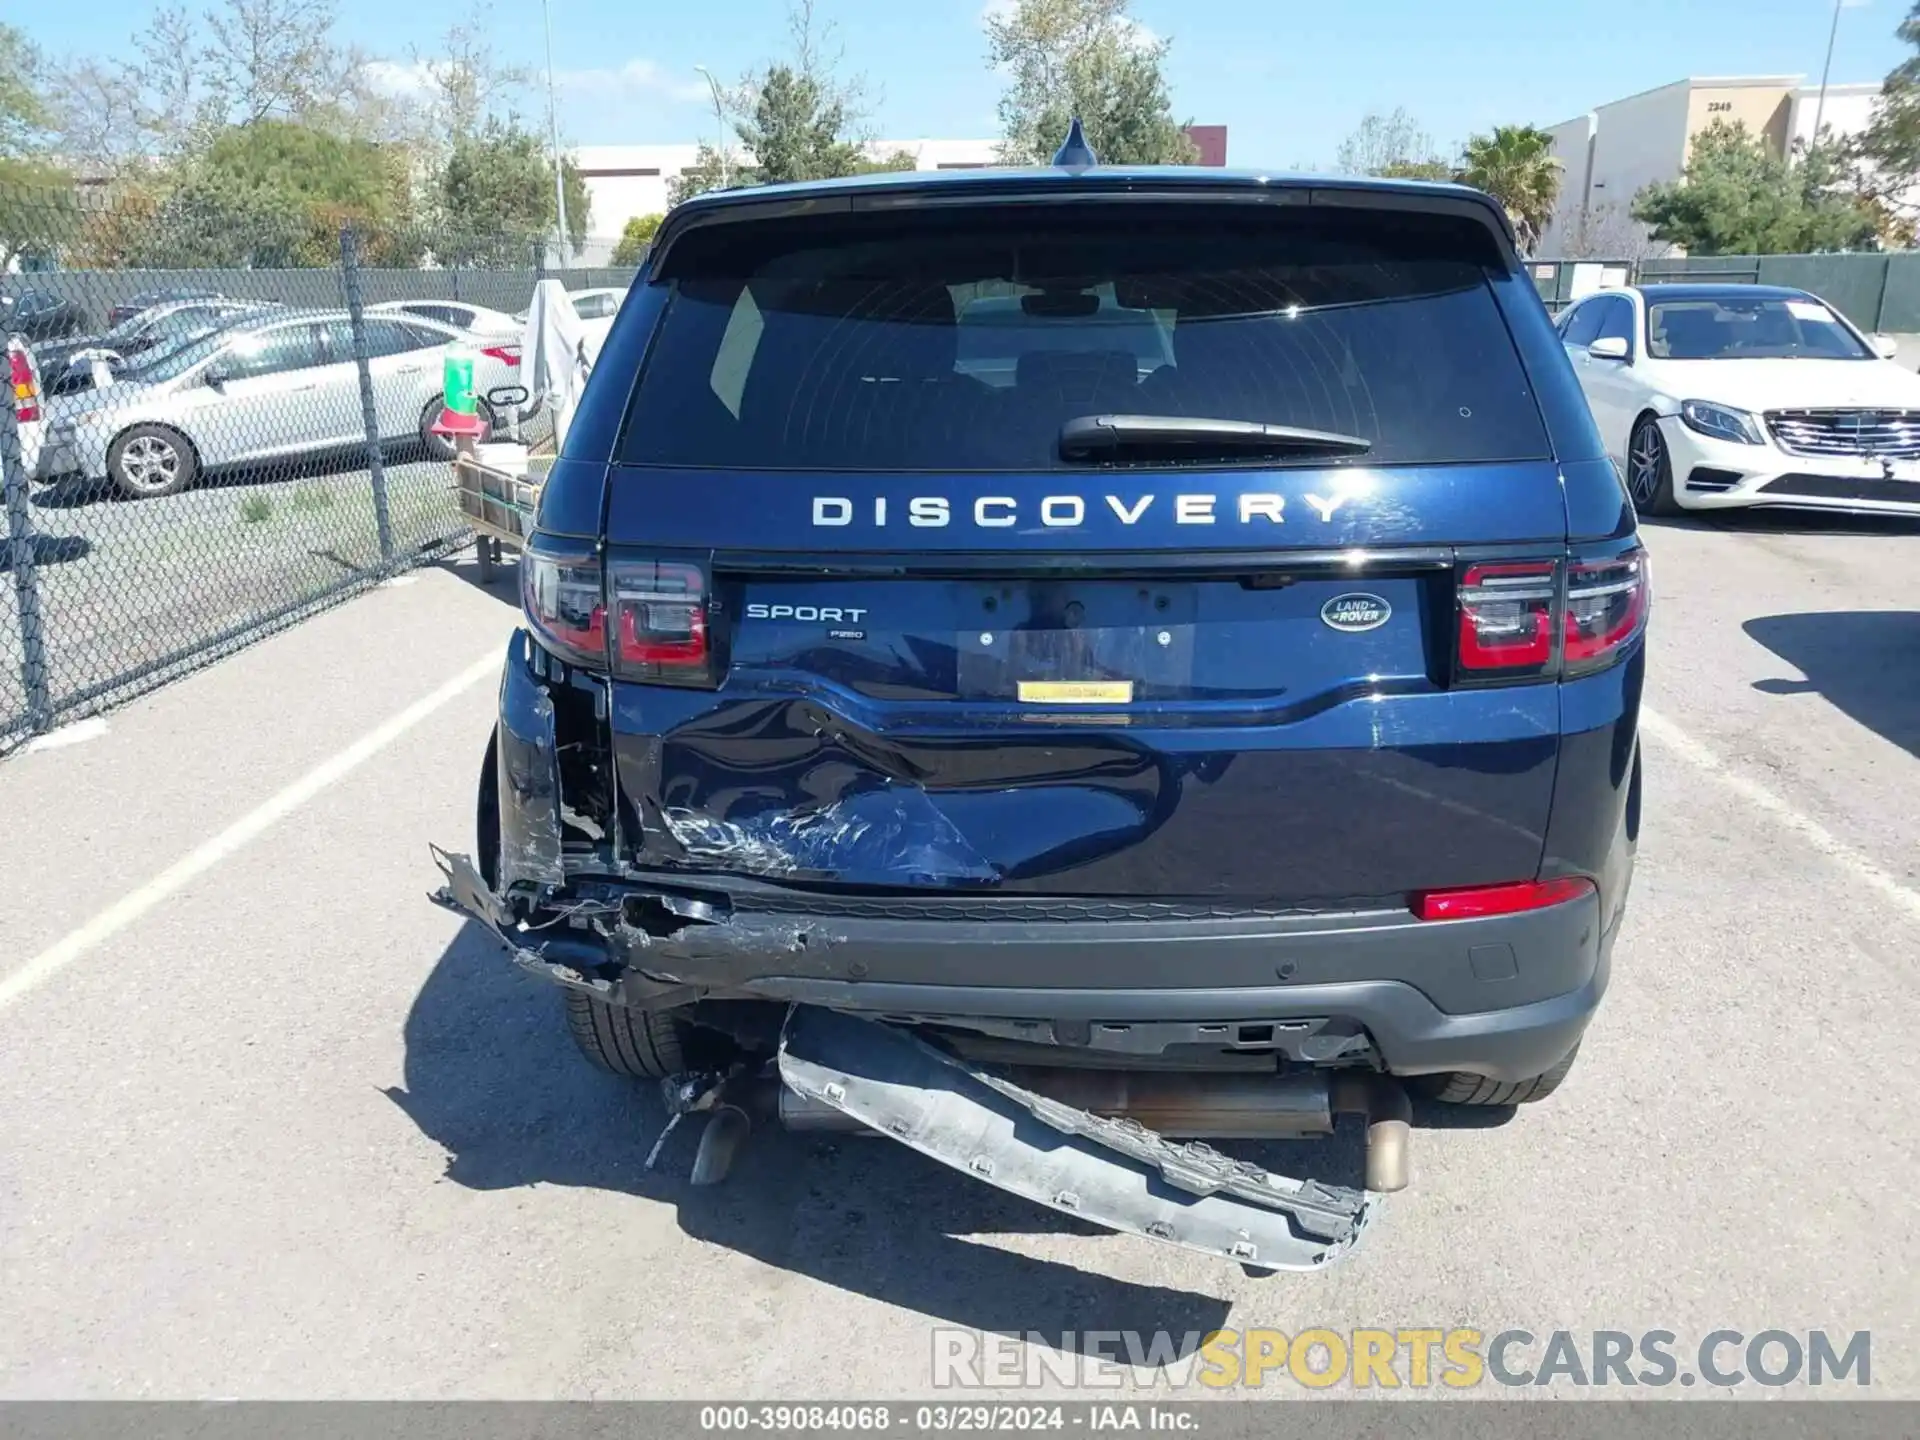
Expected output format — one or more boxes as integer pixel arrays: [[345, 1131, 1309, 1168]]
[[564, 991, 695, 1078], [1412, 1043, 1580, 1106], [479, 727, 707, 1080], [1626, 416, 1679, 517], [108, 423, 197, 499]]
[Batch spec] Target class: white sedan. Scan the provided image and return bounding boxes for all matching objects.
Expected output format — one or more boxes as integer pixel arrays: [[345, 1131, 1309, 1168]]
[[1557, 283, 1920, 517]]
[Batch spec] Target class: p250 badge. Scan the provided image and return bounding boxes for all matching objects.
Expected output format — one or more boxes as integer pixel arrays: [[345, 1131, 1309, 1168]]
[[1321, 593, 1391, 633]]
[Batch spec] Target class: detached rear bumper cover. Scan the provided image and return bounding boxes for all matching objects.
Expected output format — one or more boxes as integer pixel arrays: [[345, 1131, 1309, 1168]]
[[783, 1005, 1372, 1270]]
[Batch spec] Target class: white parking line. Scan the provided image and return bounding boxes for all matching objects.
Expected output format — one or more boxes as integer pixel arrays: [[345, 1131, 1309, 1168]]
[[1640, 704, 1920, 923], [0, 650, 503, 1016]]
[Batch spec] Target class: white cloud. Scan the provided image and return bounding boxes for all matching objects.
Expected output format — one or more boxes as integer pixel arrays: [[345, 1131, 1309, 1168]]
[[559, 58, 711, 105], [360, 59, 439, 101]]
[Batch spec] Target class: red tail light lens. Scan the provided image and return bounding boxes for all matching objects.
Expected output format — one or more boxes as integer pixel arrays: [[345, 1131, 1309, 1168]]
[[8, 343, 39, 424], [1457, 561, 1555, 674], [521, 545, 606, 666], [521, 545, 717, 686], [1411, 877, 1594, 921], [610, 559, 711, 679], [482, 344, 522, 367], [1564, 548, 1650, 673]]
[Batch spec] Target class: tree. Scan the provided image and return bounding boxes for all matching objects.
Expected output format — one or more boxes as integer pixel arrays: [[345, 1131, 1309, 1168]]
[[1, 23, 50, 158], [667, 142, 747, 206], [1459, 124, 1562, 252], [853, 148, 919, 174], [986, 0, 1197, 166], [1849, 1, 1920, 240], [152, 119, 415, 265], [200, 0, 362, 128], [1377, 159, 1456, 181], [736, 63, 866, 183], [728, 0, 884, 184], [1632, 120, 1875, 255], [437, 120, 589, 261], [1555, 200, 1667, 261], [611, 212, 663, 266], [1335, 109, 1448, 177]]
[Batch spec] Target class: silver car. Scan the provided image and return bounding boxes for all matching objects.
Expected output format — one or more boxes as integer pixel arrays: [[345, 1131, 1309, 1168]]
[[37, 310, 520, 499]]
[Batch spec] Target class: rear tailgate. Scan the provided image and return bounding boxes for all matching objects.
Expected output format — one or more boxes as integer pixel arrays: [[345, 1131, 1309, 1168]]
[[569, 195, 1571, 906]]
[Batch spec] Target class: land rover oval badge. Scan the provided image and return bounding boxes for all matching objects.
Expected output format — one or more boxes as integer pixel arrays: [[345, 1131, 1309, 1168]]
[[1321, 593, 1392, 633]]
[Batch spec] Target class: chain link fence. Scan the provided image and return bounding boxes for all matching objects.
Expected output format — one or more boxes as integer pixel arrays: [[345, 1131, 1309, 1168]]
[[1, 185, 638, 745]]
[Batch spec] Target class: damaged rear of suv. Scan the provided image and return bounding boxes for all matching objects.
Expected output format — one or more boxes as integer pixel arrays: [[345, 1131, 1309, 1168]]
[[438, 148, 1647, 1270]]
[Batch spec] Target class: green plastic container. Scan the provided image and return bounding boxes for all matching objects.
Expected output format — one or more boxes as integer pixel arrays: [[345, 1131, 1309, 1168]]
[[443, 345, 476, 416]]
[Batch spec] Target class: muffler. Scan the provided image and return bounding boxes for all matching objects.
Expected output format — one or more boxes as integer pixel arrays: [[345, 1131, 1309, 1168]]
[[778, 1060, 1411, 1193]]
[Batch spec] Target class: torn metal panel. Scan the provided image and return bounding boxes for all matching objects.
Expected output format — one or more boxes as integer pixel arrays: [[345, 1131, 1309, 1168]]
[[660, 783, 996, 884], [778, 1005, 1375, 1270], [497, 637, 566, 891], [431, 847, 704, 1010]]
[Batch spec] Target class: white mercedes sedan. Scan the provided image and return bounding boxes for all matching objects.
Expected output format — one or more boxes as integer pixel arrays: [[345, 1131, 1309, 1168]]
[[1557, 283, 1920, 517]]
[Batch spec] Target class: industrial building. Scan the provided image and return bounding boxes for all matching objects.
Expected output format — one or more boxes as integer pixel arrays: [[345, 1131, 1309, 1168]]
[[1537, 76, 1883, 258]]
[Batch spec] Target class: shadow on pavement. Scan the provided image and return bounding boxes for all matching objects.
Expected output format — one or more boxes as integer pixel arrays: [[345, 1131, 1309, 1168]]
[[1745, 610, 1920, 759], [386, 920, 1417, 1347], [0, 534, 91, 569]]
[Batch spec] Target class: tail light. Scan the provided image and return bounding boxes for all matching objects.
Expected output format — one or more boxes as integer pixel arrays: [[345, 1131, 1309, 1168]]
[[1411, 877, 1594, 921], [1564, 550, 1650, 674], [520, 543, 605, 666], [521, 542, 717, 686], [1457, 562, 1555, 675], [8, 343, 38, 424], [482, 344, 522, 367], [610, 559, 708, 674], [1455, 546, 1648, 681]]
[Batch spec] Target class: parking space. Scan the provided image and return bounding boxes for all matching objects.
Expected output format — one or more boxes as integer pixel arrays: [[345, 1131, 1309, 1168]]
[[0, 521, 1916, 1397]]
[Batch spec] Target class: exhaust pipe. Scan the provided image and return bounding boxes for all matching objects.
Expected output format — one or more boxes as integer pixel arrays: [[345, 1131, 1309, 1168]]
[[778, 1065, 1412, 1193]]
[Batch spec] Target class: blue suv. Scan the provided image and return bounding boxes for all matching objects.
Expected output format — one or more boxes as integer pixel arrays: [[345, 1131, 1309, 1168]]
[[440, 152, 1648, 1270]]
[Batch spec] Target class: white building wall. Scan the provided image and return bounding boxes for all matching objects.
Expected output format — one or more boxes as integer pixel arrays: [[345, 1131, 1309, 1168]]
[[1538, 114, 1596, 257], [1579, 81, 1696, 231], [1787, 83, 1881, 148]]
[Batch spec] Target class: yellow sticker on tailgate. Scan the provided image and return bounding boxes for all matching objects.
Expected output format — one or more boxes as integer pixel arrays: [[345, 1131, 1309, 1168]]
[[1017, 680, 1135, 704]]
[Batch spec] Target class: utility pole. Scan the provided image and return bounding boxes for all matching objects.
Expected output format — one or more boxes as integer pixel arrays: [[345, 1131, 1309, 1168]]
[[543, 0, 570, 258], [696, 65, 732, 188], [1813, 0, 1869, 149]]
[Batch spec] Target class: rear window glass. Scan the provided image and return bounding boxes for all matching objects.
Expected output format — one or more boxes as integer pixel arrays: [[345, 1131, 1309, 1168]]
[[618, 208, 1547, 471]]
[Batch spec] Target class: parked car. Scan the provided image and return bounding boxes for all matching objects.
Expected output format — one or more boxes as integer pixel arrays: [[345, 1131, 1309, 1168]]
[[34, 300, 276, 396], [7, 337, 46, 480], [514, 285, 626, 358], [106, 287, 226, 329], [433, 160, 1648, 1268], [1, 289, 85, 342], [368, 299, 523, 340], [1559, 283, 1920, 517], [563, 286, 626, 321], [34, 310, 520, 498]]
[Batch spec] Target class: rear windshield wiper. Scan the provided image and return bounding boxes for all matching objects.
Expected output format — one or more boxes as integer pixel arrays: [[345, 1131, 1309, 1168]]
[[1059, 414, 1373, 463]]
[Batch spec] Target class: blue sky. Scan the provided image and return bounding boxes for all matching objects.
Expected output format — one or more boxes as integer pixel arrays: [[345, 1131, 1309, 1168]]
[[22, 0, 1915, 163]]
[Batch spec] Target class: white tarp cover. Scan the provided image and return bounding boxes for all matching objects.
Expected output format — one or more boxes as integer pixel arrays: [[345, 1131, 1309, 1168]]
[[520, 279, 594, 452]]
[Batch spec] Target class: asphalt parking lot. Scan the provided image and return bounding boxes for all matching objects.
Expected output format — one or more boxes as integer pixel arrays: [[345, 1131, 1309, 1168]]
[[11, 453, 464, 729], [0, 511, 1916, 1399]]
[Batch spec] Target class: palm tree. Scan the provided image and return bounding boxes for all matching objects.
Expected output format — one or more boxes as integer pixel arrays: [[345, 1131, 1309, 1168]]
[[1460, 125, 1563, 254]]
